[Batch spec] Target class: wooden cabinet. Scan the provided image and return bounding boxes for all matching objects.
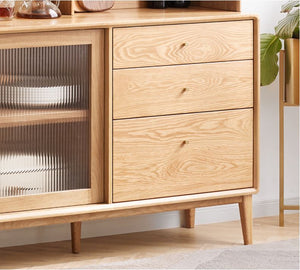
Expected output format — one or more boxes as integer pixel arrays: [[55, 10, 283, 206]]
[[0, 4, 259, 254]]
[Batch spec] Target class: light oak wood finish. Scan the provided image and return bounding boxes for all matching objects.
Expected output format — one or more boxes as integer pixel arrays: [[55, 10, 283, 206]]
[[90, 29, 105, 204], [279, 51, 285, 227], [104, 28, 113, 204], [0, 30, 102, 49], [253, 16, 260, 191], [0, 189, 256, 230], [0, 8, 256, 35], [279, 50, 300, 227], [113, 21, 253, 69], [0, 214, 297, 269], [0, 29, 105, 213], [239, 195, 253, 245], [113, 109, 253, 202], [184, 209, 195, 228], [0, 109, 87, 128], [0, 189, 93, 215], [71, 222, 81, 254], [284, 39, 299, 106], [0, 7, 259, 252], [113, 61, 253, 119]]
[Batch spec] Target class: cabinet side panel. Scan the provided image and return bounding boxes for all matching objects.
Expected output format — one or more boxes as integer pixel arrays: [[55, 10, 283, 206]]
[[253, 17, 260, 191]]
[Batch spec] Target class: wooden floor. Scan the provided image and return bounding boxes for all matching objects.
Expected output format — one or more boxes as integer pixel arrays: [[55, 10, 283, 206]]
[[0, 214, 298, 269]]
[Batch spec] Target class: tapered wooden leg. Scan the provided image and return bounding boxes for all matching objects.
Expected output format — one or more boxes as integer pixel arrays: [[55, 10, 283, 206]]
[[183, 208, 195, 228], [239, 195, 253, 245], [71, 222, 81, 254]]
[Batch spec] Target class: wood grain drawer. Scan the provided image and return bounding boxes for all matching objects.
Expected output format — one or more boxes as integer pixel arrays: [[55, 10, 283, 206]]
[[113, 109, 253, 202], [113, 21, 253, 69], [113, 60, 253, 119]]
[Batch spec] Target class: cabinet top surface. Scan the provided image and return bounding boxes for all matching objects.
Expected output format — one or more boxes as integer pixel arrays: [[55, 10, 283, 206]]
[[0, 8, 256, 34]]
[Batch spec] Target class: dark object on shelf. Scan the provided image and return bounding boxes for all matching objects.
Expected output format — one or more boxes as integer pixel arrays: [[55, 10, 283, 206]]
[[167, 1, 191, 8], [148, 1, 167, 9]]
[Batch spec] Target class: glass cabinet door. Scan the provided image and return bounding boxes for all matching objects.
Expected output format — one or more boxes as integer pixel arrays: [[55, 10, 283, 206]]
[[0, 30, 104, 213]]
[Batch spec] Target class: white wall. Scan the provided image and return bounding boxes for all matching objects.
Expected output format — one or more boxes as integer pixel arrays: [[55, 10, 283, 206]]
[[0, 0, 299, 248]]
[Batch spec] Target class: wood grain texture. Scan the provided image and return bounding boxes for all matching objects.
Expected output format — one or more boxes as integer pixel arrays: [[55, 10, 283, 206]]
[[183, 209, 195, 228], [113, 61, 253, 119], [113, 109, 253, 202], [0, 30, 100, 50], [104, 28, 113, 204], [113, 21, 253, 68], [90, 29, 105, 204], [0, 109, 87, 128], [112, 0, 147, 9], [239, 195, 253, 245], [0, 194, 249, 230], [0, 189, 92, 214], [0, 9, 256, 35], [71, 222, 81, 254]]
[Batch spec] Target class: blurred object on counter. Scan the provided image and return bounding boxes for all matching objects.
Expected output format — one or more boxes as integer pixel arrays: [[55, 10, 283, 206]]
[[0, 0, 14, 20]]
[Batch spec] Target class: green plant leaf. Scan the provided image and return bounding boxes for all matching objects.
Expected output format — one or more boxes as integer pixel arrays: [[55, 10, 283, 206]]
[[260, 34, 282, 86], [281, 0, 300, 13], [275, 9, 300, 39], [293, 26, 300, 38]]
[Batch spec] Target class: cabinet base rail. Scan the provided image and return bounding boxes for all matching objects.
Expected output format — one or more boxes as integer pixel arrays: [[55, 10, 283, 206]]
[[0, 190, 255, 253]]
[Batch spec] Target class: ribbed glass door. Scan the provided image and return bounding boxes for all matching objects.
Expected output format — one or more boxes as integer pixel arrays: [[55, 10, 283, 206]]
[[0, 30, 104, 212], [0, 45, 90, 197]]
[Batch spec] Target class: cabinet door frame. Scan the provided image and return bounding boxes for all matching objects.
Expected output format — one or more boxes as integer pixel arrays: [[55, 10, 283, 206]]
[[0, 30, 104, 213]]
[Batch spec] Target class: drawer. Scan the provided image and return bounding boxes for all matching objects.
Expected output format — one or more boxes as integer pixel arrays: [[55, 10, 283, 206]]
[[113, 21, 253, 69], [113, 109, 253, 202], [114, 60, 253, 119]]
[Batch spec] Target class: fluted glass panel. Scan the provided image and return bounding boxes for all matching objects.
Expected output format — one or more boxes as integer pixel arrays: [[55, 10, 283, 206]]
[[0, 45, 90, 197]]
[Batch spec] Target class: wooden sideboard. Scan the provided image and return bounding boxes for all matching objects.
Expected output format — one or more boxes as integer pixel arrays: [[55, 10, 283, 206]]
[[0, 3, 259, 254]]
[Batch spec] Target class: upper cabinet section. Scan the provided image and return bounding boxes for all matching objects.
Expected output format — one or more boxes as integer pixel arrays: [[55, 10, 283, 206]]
[[113, 21, 253, 69]]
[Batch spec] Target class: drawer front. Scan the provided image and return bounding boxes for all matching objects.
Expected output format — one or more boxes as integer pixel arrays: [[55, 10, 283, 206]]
[[114, 60, 253, 119], [113, 21, 253, 69], [113, 109, 253, 202]]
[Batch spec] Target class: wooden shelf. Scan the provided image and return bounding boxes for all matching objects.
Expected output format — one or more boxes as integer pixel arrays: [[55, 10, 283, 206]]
[[0, 109, 88, 128], [0, 8, 249, 35]]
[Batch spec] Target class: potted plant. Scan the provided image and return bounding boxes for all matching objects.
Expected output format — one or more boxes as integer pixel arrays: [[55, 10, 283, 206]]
[[261, 0, 299, 105]]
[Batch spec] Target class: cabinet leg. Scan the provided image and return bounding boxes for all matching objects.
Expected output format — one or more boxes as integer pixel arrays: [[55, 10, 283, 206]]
[[183, 208, 195, 228], [71, 222, 81, 254], [239, 195, 253, 245]]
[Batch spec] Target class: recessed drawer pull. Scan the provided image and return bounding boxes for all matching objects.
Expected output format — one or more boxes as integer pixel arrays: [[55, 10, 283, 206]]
[[181, 42, 188, 48], [182, 140, 189, 146]]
